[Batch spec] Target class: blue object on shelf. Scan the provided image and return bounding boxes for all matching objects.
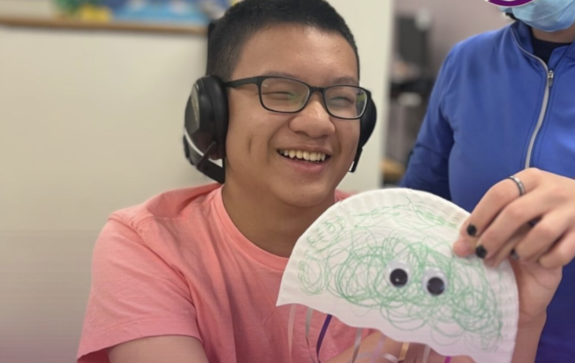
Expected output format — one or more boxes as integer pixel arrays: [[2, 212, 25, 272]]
[[107, 0, 219, 26]]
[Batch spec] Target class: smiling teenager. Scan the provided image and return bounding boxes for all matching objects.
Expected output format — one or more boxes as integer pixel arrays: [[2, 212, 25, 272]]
[[77, 1, 379, 362], [77, 1, 564, 363]]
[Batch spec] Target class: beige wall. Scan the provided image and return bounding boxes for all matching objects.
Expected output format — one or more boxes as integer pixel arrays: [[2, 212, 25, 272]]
[[0, 25, 211, 363], [0, 1, 393, 362], [0, 28, 212, 232]]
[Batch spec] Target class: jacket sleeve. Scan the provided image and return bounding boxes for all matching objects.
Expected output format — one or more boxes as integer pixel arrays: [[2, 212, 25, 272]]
[[399, 48, 457, 201]]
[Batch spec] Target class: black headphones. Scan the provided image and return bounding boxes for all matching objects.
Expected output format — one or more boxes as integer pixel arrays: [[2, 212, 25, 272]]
[[183, 77, 376, 184]]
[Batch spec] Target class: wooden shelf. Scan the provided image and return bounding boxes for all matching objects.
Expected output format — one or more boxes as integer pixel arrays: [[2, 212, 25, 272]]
[[381, 158, 406, 183], [0, 16, 207, 36]]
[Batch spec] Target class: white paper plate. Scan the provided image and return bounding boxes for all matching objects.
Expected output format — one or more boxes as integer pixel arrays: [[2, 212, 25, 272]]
[[277, 188, 518, 363]]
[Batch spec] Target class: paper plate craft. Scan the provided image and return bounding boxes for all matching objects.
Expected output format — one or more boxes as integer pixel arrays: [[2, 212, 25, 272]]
[[277, 188, 519, 363]]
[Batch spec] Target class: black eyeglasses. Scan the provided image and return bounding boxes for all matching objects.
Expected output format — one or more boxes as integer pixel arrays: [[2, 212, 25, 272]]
[[225, 76, 371, 120]]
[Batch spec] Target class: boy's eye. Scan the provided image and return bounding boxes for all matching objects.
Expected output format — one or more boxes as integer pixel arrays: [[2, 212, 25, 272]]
[[264, 92, 295, 97], [328, 97, 354, 107]]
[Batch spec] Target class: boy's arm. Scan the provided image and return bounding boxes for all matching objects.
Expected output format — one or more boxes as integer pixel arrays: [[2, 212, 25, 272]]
[[326, 316, 546, 363], [108, 336, 210, 363], [325, 332, 400, 363], [105, 315, 546, 363]]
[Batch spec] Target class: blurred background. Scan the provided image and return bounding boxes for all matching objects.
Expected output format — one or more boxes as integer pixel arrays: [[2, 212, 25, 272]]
[[0, 1, 511, 362]]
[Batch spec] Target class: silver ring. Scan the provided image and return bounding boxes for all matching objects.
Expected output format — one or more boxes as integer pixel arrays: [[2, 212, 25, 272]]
[[508, 175, 525, 196]]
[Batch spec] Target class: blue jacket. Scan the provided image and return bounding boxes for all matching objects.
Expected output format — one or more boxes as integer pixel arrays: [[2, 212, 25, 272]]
[[401, 21, 575, 362]]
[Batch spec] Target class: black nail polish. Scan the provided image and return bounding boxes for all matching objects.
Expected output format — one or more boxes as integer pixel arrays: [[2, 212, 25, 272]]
[[476, 245, 488, 259], [467, 224, 477, 237]]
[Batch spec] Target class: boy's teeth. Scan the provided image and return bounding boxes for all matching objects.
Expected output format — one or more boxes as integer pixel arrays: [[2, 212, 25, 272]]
[[280, 150, 327, 162]]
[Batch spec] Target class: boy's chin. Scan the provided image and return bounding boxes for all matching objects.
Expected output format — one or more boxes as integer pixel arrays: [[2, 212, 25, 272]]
[[274, 185, 336, 210]]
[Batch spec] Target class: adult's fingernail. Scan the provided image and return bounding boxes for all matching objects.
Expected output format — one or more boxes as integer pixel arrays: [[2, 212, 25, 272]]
[[467, 224, 477, 237], [475, 245, 488, 259], [453, 240, 472, 256]]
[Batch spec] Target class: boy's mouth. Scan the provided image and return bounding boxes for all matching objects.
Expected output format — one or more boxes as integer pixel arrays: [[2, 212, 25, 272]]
[[277, 149, 331, 163]]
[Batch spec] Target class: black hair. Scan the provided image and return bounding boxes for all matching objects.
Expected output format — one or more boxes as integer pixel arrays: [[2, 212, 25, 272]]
[[206, 0, 360, 81]]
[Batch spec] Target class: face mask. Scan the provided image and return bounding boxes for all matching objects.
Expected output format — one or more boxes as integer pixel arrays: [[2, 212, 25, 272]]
[[500, 0, 575, 32]]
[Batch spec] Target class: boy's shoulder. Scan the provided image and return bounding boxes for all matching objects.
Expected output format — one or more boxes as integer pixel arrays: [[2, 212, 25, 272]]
[[106, 185, 351, 235], [335, 189, 353, 201], [108, 183, 222, 230]]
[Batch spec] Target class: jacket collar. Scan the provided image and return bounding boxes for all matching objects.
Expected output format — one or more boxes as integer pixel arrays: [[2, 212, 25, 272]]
[[511, 21, 575, 61]]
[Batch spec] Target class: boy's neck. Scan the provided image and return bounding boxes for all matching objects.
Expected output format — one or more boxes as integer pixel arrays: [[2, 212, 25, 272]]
[[532, 23, 575, 43], [221, 181, 336, 258]]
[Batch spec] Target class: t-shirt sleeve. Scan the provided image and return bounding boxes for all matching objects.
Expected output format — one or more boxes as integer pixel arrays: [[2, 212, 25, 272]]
[[77, 216, 199, 363]]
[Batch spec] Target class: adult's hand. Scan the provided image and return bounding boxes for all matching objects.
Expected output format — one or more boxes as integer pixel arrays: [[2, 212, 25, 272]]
[[453, 168, 575, 269]]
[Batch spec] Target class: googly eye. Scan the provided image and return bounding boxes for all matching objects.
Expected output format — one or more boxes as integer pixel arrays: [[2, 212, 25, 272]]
[[422, 268, 447, 296], [385, 261, 410, 288]]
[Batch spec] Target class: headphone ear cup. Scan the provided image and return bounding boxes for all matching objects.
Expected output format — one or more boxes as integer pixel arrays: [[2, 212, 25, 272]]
[[184, 76, 229, 160], [349, 99, 376, 173], [358, 98, 377, 148], [202, 76, 229, 159]]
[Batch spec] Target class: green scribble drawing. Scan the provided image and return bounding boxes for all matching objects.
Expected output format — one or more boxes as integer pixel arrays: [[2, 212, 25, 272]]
[[297, 196, 504, 352]]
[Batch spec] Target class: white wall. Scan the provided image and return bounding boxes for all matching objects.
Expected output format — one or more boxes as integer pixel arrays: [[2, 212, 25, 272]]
[[0, 1, 393, 362], [330, 0, 393, 193]]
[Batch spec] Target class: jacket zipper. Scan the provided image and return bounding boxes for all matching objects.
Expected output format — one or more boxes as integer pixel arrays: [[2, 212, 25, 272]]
[[510, 32, 554, 169]]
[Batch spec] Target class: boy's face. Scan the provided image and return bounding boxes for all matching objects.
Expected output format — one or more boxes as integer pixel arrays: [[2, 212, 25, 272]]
[[225, 24, 361, 208]]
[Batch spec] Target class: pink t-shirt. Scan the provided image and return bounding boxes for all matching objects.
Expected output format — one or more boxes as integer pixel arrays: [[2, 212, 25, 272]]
[[78, 183, 370, 363]]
